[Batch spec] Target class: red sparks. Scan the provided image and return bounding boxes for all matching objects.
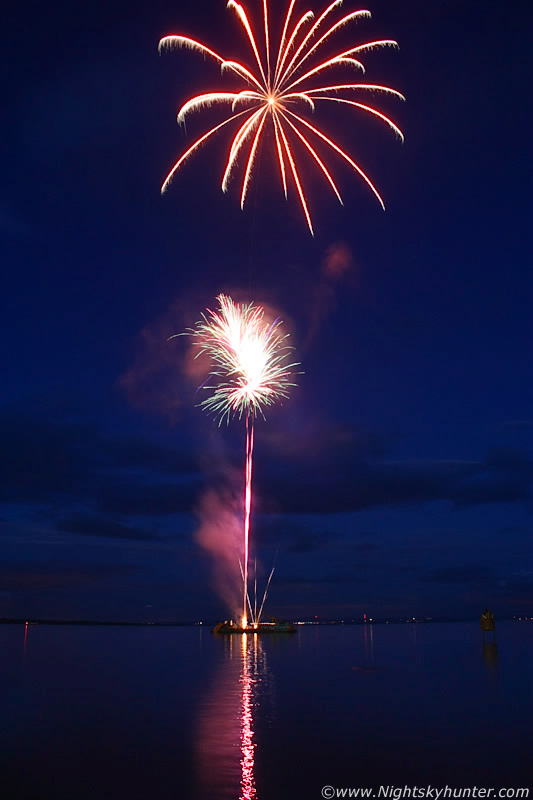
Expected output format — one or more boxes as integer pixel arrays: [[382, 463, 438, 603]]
[[159, 0, 404, 234]]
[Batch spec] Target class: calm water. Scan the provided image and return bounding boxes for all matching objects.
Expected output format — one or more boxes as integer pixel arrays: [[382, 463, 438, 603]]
[[1, 622, 531, 799]]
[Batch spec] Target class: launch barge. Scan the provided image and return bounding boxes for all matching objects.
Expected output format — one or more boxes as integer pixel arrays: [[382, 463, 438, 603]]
[[212, 618, 296, 634]]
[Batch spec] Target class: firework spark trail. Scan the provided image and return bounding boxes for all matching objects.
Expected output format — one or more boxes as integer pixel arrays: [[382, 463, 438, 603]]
[[159, 0, 404, 233], [239, 558, 254, 621], [243, 414, 254, 626], [188, 295, 298, 626], [256, 565, 276, 624]]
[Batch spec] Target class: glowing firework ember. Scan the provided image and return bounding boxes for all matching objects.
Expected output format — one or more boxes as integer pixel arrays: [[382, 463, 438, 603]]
[[188, 294, 298, 627], [159, 0, 404, 233]]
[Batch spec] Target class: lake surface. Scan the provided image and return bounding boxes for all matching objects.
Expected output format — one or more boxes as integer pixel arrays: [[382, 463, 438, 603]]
[[1, 622, 531, 799]]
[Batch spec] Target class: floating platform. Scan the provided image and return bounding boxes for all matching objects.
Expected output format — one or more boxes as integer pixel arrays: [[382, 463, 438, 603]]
[[212, 620, 296, 634]]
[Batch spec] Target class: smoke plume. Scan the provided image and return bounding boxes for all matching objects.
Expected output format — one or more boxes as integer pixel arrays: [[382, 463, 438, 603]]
[[306, 241, 356, 347], [194, 480, 244, 620]]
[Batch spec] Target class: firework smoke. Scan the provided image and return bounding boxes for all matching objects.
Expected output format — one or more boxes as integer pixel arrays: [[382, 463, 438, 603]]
[[194, 483, 244, 619], [306, 241, 356, 347]]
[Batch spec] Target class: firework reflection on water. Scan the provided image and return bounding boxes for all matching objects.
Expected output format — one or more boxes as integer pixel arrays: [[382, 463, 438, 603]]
[[195, 635, 272, 800]]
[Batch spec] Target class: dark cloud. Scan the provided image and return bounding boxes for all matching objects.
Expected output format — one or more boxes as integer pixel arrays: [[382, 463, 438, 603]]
[[275, 573, 362, 587], [497, 574, 533, 606], [260, 449, 532, 514], [56, 514, 154, 541], [286, 530, 339, 554], [0, 563, 143, 590], [0, 414, 92, 502], [1, 410, 529, 527], [99, 436, 198, 474], [262, 422, 392, 466], [417, 565, 533, 609], [0, 409, 199, 513], [250, 516, 343, 556], [99, 479, 200, 515], [484, 446, 532, 472], [418, 565, 496, 585]]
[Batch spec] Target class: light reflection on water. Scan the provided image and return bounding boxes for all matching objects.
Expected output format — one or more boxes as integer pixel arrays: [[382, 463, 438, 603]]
[[195, 634, 271, 800], [239, 636, 257, 800], [481, 637, 499, 674]]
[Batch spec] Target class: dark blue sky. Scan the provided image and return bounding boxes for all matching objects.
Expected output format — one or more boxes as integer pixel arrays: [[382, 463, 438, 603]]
[[1, 0, 531, 621]]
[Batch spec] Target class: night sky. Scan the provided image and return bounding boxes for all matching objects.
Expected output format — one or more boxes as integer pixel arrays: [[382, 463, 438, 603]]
[[1, 0, 531, 622]]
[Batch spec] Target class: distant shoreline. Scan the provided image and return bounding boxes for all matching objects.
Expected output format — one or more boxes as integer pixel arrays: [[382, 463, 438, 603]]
[[1, 616, 531, 627]]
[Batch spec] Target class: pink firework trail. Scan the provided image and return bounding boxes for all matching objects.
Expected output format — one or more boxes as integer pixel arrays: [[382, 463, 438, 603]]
[[188, 294, 298, 627], [244, 413, 254, 625], [159, 0, 404, 233]]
